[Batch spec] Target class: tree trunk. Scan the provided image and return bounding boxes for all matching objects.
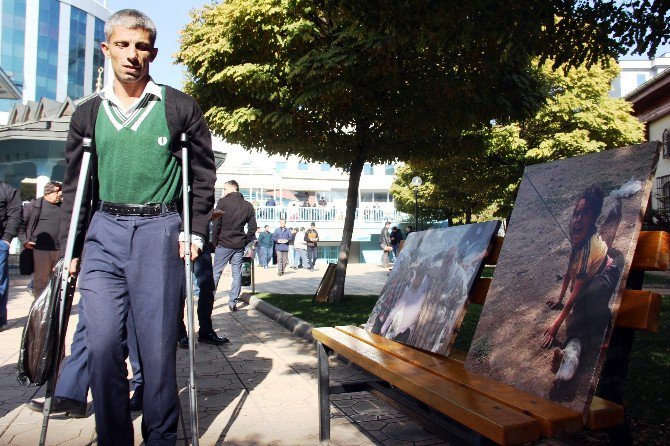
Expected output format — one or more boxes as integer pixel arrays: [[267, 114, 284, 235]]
[[328, 155, 365, 302]]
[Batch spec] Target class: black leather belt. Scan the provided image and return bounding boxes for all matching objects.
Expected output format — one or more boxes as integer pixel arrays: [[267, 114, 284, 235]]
[[99, 201, 178, 216]]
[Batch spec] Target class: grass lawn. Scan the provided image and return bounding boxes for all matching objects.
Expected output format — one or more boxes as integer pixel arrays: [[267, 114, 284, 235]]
[[257, 292, 670, 434]]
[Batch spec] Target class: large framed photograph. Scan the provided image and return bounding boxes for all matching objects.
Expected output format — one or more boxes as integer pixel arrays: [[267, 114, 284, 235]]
[[366, 221, 500, 355], [465, 143, 658, 416]]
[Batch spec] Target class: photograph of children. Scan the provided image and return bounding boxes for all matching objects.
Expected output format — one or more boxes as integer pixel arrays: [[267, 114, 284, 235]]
[[365, 220, 500, 354], [465, 143, 658, 416]]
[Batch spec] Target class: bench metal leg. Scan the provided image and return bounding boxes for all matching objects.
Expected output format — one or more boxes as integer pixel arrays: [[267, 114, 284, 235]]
[[317, 341, 330, 442]]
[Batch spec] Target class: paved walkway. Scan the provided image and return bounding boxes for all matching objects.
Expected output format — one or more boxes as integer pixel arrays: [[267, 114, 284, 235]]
[[0, 262, 451, 445]]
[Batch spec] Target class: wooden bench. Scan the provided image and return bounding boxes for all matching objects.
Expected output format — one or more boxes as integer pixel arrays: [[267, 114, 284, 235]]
[[313, 230, 669, 445]]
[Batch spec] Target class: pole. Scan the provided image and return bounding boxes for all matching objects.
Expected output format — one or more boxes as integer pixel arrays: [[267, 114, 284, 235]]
[[40, 138, 92, 446], [180, 133, 200, 446], [413, 188, 419, 231]]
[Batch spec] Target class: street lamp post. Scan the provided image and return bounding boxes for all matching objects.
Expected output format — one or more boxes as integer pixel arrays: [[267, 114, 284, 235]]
[[410, 176, 422, 231]]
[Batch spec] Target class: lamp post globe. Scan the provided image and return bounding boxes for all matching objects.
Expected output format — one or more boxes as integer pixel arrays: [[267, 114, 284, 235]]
[[410, 176, 422, 231]]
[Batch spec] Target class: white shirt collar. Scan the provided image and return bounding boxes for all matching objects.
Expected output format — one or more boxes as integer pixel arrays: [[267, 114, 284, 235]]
[[99, 78, 163, 115]]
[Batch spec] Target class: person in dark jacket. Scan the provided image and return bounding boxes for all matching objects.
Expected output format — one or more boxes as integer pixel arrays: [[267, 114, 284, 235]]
[[257, 225, 273, 268], [211, 179, 257, 311], [19, 181, 63, 297], [389, 226, 404, 261], [272, 219, 291, 276], [305, 222, 319, 270], [59, 10, 216, 445], [0, 180, 22, 330]]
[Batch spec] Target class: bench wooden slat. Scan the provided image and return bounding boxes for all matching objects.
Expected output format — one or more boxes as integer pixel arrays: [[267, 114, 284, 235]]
[[313, 327, 541, 445], [631, 231, 670, 271], [586, 397, 625, 430], [335, 325, 583, 438], [445, 350, 624, 432], [469, 282, 661, 332], [617, 290, 662, 332], [483, 231, 669, 269]]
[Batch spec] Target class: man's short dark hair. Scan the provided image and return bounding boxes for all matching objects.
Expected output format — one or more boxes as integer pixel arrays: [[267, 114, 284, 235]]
[[579, 185, 604, 219], [385, 221, 391, 226], [44, 181, 62, 195], [105, 9, 157, 46], [225, 180, 239, 191], [310, 222, 316, 227]]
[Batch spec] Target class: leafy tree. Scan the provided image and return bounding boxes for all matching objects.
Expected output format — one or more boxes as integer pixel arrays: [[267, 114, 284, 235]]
[[178, 0, 651, 301], [392, 60, 645, 222]]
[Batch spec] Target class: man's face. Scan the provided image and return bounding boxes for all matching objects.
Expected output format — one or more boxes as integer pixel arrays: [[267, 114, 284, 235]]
[[102, 26, 157, 85], [569, 198, 595, 245], [265, 226, 270, 232], [43, 188, 62, 204], [280, 220, 286, 228]]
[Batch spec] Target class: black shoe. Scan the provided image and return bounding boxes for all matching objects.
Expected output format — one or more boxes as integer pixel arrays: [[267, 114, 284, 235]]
[[130, 386, 143, 412], [27, 397, 87, 418], [198, 329, 229, 345], [229, 304, 237, 312], [177, 335, 189, 349]]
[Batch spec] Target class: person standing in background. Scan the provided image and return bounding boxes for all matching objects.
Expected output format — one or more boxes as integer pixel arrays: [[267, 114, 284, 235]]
[[211, 180, 257, 312], [19, 181, 63, 297], [272, 219, 291, 276], [258, 225, 273, 268], [305, 222, 319, 271]]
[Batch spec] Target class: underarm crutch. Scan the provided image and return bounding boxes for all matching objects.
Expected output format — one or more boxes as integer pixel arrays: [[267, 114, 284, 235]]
[[40, 137, 92, 446], [181, 132, 200, 446]]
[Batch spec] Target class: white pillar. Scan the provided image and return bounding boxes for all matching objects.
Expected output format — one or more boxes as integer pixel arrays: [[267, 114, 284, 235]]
[[34, 159, 58, 197]]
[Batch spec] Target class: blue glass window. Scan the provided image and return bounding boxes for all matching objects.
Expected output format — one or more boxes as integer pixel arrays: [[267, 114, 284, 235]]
[[298, 162, 308, 171], [275, 161, 286, 173], [320, 163, 331, 172], [35, 0, 60, 100], [0, 0, 26, 111], [363, 163, 373, 175], [384, 164, 394, 175], [67, 7, 87, 99]]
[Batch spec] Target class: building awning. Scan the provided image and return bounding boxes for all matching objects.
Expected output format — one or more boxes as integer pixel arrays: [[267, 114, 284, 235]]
[[0, 68, 21, 100]]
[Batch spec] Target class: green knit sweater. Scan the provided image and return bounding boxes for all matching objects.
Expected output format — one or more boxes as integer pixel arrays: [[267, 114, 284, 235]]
[[95, 90, 181, 204]]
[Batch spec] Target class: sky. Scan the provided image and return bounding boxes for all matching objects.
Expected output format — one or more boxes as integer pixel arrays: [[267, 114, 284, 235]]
[[107, 0, 210, 88], [107, 0, 670, 90]]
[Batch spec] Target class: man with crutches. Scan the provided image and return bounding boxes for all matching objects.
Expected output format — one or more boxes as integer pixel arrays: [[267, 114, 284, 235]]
[[59, 9, 215, 445]]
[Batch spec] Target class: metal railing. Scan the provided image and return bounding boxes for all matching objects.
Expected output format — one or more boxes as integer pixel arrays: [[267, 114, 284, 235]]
[[254, 205, 404, 224]]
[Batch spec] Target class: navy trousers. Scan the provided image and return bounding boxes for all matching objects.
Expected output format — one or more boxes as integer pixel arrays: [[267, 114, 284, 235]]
[[179, 242, 215, 336], [79, 211, 182, 446], [55, 296, 143, 403], [0, 241, 8, 327]]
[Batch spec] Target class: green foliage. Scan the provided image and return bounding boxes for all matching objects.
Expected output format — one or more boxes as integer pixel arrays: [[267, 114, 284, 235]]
[[392, 60, 645, 221], [178, 0, 655, 298]]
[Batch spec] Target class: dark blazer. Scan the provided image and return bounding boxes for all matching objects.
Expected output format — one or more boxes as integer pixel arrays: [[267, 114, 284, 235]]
[[210, 192, 257, 250], [0, 181, 22, 243], [60, 85, 216, 257], [272, 227, 292, 252], [18, 197, 43, 245]]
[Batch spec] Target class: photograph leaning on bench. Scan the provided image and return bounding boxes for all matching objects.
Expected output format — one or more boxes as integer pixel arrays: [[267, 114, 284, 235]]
[[314, 142, 665, 445]]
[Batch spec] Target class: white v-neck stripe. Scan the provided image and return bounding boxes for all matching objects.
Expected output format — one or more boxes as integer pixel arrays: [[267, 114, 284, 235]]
[[130, 99, 158, 131], [103, 101, 125, 131]]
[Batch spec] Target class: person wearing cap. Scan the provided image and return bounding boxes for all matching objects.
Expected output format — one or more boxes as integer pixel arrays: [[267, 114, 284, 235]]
[[19, 181, 63, 297], [305, 222, 319, 270]]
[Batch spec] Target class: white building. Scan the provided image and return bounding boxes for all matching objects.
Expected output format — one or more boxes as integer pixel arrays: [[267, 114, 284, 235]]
[[626, 69, 670, 217], [0, 0, 110, 123], [214, 139, 407, 264], [611, 53, 670, 98]]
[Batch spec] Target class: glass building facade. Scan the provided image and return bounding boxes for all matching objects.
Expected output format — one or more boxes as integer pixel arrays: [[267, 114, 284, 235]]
[[67, 6, 87, 98], [0, 0, 109, 113], [35, 0, 60, 101], [0, 0, 27, 111]]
